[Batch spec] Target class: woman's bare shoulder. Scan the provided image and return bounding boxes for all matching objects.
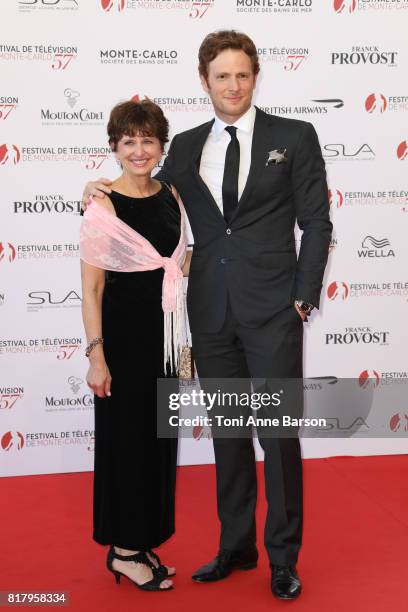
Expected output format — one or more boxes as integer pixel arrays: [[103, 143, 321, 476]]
[[163, 182, 179, 200], [91, 194, 116, 216]]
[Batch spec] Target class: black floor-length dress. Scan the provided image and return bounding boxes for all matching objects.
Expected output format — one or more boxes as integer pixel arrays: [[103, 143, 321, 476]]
[[93, 183, 180, 550]]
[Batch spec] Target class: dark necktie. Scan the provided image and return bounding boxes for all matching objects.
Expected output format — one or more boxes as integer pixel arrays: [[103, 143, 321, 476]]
[[222, 126, 240, 224]]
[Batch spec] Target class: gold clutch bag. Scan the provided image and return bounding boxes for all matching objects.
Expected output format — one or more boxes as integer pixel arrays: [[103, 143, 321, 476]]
[[179, 346, 195, 380]]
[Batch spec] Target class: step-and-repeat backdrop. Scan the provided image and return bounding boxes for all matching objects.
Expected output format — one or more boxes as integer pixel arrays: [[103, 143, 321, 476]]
[[1, 0, 407, 476]]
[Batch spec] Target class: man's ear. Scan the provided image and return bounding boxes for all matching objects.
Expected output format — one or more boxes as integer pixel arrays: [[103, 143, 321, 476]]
[[199, 73, 210, 94]]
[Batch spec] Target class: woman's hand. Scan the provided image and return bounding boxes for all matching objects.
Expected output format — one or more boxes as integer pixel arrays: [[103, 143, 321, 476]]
[[86, 360, 112, 398]]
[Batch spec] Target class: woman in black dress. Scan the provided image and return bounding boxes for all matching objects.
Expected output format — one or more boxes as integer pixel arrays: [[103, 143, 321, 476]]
[[80, 100, 190, 591]]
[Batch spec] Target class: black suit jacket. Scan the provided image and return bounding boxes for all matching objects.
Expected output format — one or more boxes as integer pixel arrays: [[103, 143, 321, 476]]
[[158, 107, 332, 333]]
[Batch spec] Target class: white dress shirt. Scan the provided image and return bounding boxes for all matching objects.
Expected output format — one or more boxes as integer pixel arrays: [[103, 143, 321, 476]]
[[199, 105, 256, 214]]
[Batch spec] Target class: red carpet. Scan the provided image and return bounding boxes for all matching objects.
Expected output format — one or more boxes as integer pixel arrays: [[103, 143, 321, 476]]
[[2, 455, 408, 611]]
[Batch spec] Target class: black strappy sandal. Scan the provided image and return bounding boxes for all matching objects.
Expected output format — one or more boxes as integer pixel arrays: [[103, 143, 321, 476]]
[[106, 546, 173, 592], [147, 549, 176, 578]]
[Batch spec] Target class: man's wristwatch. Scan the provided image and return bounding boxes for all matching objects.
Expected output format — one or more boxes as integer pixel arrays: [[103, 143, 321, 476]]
[[295, 300, 314, 317]]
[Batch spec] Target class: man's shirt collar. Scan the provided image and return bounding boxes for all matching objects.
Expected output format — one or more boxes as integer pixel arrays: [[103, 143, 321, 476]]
[[212, 105, 256, 140]]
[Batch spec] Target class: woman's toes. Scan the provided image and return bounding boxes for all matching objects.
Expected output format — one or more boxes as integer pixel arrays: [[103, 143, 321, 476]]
[[160, 578, 173, 589], [166, 566, 176, 576]]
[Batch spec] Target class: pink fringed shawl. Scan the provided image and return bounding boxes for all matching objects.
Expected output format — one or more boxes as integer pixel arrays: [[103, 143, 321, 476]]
[[80, 196, 188, 373]]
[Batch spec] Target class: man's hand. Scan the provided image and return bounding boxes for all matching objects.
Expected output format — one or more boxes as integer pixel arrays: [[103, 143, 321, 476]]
[[81, 178, 113, 211], [294, 303, 307, 321]]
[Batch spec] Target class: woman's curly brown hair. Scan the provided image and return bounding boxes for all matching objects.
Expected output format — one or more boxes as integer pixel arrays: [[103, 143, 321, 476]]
[[107, 99, 169, 152]]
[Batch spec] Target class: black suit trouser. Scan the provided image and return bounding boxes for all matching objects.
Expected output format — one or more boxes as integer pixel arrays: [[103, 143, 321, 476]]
[[191, 301, 303, 566]]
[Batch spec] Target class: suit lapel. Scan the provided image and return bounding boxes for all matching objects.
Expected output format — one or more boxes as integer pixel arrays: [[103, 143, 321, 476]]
[[190, 119, 226, 223], [230, 108, 274, 222], [188, 109, 276, 224]]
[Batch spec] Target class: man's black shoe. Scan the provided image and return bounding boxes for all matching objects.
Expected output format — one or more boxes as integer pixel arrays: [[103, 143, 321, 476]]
[[271, 565, 301, 600], [192, 547, 258, 582]]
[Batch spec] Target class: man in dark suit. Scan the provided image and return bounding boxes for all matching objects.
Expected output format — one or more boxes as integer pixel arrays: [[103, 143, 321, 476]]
[[83, 30, 332, 600]]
